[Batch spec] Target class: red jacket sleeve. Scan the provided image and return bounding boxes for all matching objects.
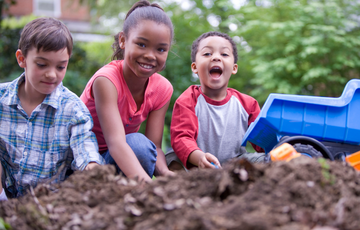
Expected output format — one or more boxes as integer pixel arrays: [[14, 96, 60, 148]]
[[170, 86, 201, 167]]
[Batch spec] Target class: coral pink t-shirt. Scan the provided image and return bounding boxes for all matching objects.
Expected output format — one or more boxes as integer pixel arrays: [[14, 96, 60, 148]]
[[80, 60, 173, 152]]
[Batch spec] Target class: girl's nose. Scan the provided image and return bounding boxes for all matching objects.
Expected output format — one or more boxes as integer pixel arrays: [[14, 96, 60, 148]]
[[144, 50, 156, 60]]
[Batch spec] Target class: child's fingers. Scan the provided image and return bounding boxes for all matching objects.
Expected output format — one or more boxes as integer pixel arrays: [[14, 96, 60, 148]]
[[204, 153, 221, 168], [210, 162, 219, 169]]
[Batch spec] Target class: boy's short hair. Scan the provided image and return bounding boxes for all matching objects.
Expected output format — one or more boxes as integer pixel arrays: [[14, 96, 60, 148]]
[[191, 31, 238, 64], [18, 17, 73, 57]]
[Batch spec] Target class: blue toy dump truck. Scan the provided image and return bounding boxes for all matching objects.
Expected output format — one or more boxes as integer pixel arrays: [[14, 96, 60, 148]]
[[241, 79, 360, 161]]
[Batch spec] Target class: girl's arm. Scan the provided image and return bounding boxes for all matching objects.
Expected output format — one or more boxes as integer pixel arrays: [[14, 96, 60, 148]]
[[92, 77, 152, 182], [145, 100, 174, 177]]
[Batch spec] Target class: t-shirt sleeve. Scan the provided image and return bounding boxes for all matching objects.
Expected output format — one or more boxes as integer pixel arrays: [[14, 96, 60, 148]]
[[152, 75, 173, 111], [170, 88, 200, 167]]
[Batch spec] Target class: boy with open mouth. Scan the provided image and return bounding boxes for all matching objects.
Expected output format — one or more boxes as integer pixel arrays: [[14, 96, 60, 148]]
[[168, 31, 265, 170]]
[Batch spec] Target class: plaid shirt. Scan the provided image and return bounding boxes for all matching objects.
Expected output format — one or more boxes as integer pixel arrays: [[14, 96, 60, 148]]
[[0, 74, 104, 197]]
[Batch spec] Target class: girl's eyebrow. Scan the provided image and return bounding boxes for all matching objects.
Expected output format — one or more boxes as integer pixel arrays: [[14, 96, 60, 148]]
[[136, 36, 169, 46]]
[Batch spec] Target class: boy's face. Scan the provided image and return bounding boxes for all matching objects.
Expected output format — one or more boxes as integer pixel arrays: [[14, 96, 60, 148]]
[[191, 36, 238, 99], [16, 47, 70, 96]]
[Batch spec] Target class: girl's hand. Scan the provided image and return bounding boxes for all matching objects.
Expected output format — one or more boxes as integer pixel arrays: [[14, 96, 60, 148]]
[[159, 168, 176, 177], [154, 166, 176, 177]]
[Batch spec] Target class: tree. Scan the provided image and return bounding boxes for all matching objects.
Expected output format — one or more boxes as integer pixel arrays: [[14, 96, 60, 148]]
[[0, 0, 16, 28], [231, 0, 360, 103]]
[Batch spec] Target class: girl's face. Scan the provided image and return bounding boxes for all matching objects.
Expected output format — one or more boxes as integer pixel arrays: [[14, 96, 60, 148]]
[[120, 20, 171, 80]]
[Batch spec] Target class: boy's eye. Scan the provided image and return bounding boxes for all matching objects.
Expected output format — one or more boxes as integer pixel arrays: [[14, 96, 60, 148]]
[[222, 53, 229, 57], [36, 63, 46, 68], [57, 66, 66, 71], [203, 53, 211, 56]]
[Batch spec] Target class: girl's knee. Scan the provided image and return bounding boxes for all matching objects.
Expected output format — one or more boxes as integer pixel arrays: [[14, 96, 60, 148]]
[[126, 133, 157, 176], [126, 133, 157, 157]]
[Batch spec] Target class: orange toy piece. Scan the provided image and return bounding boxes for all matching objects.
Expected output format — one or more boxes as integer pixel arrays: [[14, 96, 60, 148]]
[[270, 143, 302, 162], [345, 151, 360, 171]]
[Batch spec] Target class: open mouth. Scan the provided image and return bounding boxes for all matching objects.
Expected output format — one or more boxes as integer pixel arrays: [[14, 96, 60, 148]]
[[209, 66, 223, 78]]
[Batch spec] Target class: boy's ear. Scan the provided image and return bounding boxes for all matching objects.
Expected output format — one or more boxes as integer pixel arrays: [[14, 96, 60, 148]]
[[119, 32, 126, 49], [232, 63, 238, 75], [16, 49, 26, 68], [191, 62, 198, 74]]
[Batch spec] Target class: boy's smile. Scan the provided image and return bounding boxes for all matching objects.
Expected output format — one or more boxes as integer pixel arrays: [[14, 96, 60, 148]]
[[191, 36, 238, 101]]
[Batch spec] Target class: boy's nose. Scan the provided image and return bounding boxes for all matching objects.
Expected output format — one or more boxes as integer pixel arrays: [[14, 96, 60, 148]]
[[45, 70, 56, 79], [211, 53, 221, 61]]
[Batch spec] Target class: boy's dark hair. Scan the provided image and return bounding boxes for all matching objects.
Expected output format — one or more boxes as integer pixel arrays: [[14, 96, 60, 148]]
[[191, 31, 238, 64], [112, 0, 174, 60], [18, 17, 73, 57]]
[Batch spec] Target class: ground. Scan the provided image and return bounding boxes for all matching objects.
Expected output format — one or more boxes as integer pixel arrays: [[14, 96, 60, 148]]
[[0, 157, 360, 230]]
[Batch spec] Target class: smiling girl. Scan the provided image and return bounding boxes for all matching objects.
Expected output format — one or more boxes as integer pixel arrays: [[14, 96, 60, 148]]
[[80, 0, 174, 182]]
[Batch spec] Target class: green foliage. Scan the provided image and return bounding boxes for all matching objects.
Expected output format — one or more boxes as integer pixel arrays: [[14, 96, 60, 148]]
[[0, 218, 11, 230], [232, 0, 360, 104], [0, 26, 22, 82], [64, 40, 113, 96], [0, 15, 36, 83], [318, 158, 336, 185]]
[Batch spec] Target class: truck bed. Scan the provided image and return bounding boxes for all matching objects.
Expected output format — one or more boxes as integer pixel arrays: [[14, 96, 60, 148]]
[[241, 79, 360, 153]]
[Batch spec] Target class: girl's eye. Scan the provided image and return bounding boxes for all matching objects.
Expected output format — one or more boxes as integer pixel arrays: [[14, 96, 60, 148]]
[[57, 66, 66, 71], [137, 43, 146, 48], [158, 48, 167, 53], [204, 53, 211, 56], [222, 53, 229, 57]]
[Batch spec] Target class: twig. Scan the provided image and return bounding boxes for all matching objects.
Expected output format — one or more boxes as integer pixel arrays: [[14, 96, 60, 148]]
[[30, 186, 47, 216]]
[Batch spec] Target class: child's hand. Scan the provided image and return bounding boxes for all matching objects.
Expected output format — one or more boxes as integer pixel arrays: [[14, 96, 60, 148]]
[[163, 169, 176, 177], [199, 153, 221, 169], [84, 162, 100, 170]]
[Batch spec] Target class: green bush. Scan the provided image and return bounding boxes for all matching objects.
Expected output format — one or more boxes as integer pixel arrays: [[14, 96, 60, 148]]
[[64, 40, 113, 96], [0, 26, 23, 82]]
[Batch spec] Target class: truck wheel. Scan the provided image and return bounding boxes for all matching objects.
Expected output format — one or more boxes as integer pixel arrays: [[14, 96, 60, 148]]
[[274, 136, 334, 160], [292, 143, 323, 158]]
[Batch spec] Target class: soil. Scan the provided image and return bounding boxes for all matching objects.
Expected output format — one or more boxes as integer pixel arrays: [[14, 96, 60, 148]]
[[0, 157, 360, 230]]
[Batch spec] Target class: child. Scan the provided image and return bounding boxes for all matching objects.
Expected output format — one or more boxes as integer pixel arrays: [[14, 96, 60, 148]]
[[80, 0, 174, 182], [0, 17, 104, 199], [169, 31, 265, 170]]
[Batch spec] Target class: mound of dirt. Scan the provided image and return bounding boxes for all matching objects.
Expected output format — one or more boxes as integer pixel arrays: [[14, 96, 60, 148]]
[[0, 157, 360, 230]]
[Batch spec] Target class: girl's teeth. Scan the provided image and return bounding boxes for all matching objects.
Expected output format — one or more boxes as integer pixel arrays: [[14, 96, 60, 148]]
[[140, 63, 152, 69]]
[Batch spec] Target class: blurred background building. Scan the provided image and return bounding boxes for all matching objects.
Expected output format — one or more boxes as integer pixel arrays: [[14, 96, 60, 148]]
[[5, 0, 109, 42]]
